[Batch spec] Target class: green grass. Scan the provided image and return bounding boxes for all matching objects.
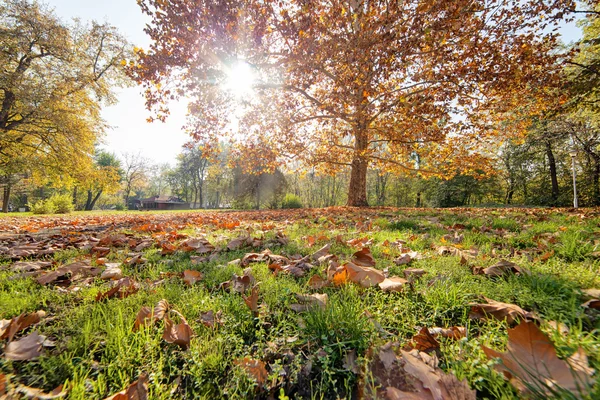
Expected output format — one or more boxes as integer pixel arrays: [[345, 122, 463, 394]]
[[1, 208, 600, 399]]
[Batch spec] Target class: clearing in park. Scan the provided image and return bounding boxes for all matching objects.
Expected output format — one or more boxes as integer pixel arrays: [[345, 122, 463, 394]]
[[0, 208, 599, 399]]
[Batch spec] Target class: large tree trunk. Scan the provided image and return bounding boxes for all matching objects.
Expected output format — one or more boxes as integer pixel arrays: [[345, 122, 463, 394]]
[[85, 190, 93, 211], [545, 140, 559, 205], [347, 129, 369, 207], [2, 184, 11, 213], [89, 190, 102, 211]]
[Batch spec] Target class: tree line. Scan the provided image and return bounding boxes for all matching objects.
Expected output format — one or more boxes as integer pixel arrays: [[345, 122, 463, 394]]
[[2, 0, 600, 211]]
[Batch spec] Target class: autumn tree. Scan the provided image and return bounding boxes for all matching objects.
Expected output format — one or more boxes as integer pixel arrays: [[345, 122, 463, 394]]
[[77, 150, 122, 211], [121, 152, 151, 206], [132, 0, 574, 206], [0, 0, 131, 211]]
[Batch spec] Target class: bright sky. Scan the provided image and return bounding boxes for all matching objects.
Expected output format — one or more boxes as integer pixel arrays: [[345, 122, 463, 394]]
[[47, 0, 584, 165]]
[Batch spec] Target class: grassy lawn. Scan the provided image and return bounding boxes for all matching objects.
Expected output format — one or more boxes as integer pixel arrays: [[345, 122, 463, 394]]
[[1, 207, 599, 399]]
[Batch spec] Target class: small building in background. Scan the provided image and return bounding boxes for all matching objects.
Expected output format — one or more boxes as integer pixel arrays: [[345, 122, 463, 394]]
[[140, 196, 190, 210]]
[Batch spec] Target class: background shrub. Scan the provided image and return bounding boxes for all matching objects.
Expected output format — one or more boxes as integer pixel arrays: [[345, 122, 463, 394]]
[[50, 194, 74, 214], [29, 199, 56, 214], [281, 193, 303, 209]]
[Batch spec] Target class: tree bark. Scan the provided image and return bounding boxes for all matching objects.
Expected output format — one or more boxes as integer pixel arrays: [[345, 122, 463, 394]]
[[545, 140, 559, 205], [2, 184, 11, 213], [347, 129, 369, 207], [89, 190, 102, 211], [85, 190, 93, 211]]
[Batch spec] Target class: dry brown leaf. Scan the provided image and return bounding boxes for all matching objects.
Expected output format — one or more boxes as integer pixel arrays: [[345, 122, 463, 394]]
[[482, 321, 593, 398], [4, 332, 44, 360], [199, 310, 223, 328], [95, 278, 140, 302], [290, 293, 328, 312], [162, 314, 193, 350], [12, 383, 67, 399], [242, 285, 260, 314], [345, 262, 385, 288], [0, 310, 45, 342], [307, 274, 329, 289], [101, 263, 123, 280], [403, 268, 426, 280], [153, 299, 169, 321], [0, 373, 6, 397], [104, 373, 148, 400], [404, 327, 440, 353], [352, 247, 376, 267], [469, 297, 533, 324], [182, 269, 203, 286], [582, 298, 600, 309], [227, 236, 250, 250], [393, 253, 412, 266], [479, 259, 531, 277], [179, 238, 215, 254], [378, 276, 408, 292], [428, 327, 467, 340], [310, 243, 331, 262], [234, 357, 268, 386], [362, 343, 475, 400], [132, 306, 154, 332]]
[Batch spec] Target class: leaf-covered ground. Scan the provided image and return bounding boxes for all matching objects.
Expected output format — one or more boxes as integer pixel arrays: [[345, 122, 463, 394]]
[[1, 207, 600, 399]]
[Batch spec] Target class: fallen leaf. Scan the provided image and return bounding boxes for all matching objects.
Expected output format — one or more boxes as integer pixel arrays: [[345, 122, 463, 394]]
[[95, 278, 140, 301], [378, 276, 408, 292], [4, 332, 44, 360], [242, 285, 260, 314], [101, 263, 123, 280], [362, 343, 475, 400], [163, 313, 193, 350], [310, 244, 331, 262], [290, 293, 328, 312], [0, 310, 45, 342], [404, 327, 440, 353], [470, 297, 533, 324], [132, 307, 154, 332], [227, 236, 250, 250], [403, 268, 426, 280], [182, 270, 203, 286], [199, 310, 223, 328], [345, 262, 385, 288], [234, 357, 268, 386], [478, 259, 530, 277], [307, 274, 329, 289], [482, 321, 593, 398], [428, 327, 467, 340], [352, 247, 376, 267], [393, 253, 412, 265], [104, 373, 148, 400], [13, 384, 67, 399]]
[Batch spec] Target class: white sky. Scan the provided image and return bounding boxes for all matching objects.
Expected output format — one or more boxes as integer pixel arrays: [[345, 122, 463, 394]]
[[46, 0, 584, 165]]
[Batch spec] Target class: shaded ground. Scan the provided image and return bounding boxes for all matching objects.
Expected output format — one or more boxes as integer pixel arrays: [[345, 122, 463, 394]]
[[1, 207, 599, 399]]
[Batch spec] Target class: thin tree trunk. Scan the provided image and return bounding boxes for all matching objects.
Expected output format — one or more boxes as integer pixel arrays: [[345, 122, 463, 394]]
[[545, 140, 559, 205], [415, 192, 422, 208], [72, 186, 78, 206], [2, 184, 11, 213]]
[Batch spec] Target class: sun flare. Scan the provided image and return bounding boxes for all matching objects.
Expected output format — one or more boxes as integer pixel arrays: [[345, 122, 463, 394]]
[[223, 61, 255, 98]]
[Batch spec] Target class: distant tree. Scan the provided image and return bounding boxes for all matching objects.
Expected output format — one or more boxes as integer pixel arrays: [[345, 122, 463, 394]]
[[81, 150, 122, 211], [121, 152, 150, 206], [0, 0, 131, 212]]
